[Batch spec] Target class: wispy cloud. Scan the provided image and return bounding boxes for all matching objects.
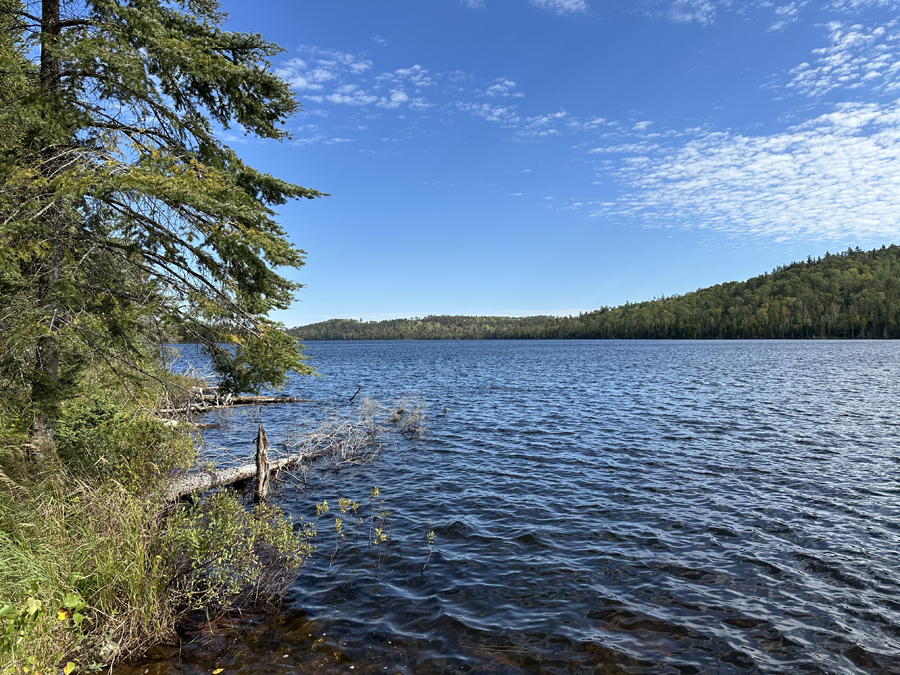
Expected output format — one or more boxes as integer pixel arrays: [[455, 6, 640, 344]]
[[516, 110, 568, 138], [645, 0, 721, 26], [275, 47, 373, 92], [458, 102, 521, 123], [587, 142, 660, 154], [639, 0, 822, 27], [371, 35, 390, 46], [279, 48, 436, 112], [530, 0, 589, 14], [782, 21, 900, 97], [600, 101, 900, 241], [377, 64, 436, 89], [768, 1, 808, 32], [461, 0, 588, 14], [826, 0, 900, 11], [310, 84, 378, 106], [567, 116, 616, 130], [482, 79, 525, 97], [377, 90, 410, 109]]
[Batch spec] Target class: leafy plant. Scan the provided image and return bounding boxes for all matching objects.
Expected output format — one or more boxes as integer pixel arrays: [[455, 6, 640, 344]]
[[422, 529, 437, 575], [161, 491, 316, 613]]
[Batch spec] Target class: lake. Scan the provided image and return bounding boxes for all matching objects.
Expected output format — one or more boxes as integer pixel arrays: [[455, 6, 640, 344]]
[[150, 340, 900, 674]]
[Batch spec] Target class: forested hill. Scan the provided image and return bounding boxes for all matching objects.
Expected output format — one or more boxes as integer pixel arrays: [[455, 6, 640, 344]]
[[287, 245, 900, 340]]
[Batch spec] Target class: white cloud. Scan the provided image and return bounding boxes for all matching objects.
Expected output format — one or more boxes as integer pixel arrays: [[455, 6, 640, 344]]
[[826, 0, 900, 10], [782, 21, 900, 97], [530, 0, 589, 14], [637, 0, 880, 28], [377, 64, 436, 89], [526, 111, 568, 125], [579, 116, 612, 129], [767, 1, 807, 31], [293, 134, 325, 146], [323, 84, 379, 106], [279, 49, 436, 113], [458, 102, 521, 123], [633, 120, 654, 131], [514, 110, 568, 138], [275, 58, 324, 91], [302, 46, 373, 74], [600, 101, 900, 241], [640, 0, 801, 26], [377, 90, 410, 109], [460, 0, 486, 8], [588, 142, 661, 153], [275, 48, 373, 94], [371, 35, 390, 46], [483, 79, 525, 97], [661, 0, 720, 25]]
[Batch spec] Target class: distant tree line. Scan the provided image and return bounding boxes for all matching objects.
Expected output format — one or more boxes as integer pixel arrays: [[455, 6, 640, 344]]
[[286, 245, 900, 340]]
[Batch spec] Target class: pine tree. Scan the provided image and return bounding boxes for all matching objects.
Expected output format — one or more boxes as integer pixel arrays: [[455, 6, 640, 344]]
[[0, 0, 323, 452]]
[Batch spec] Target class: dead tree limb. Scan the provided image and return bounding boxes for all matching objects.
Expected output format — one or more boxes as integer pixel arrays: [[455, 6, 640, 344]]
[[163, 397, 426, 502], [157, 395, 313, 415], [254, 425, 270, 503], [165, 451, 311, 502]]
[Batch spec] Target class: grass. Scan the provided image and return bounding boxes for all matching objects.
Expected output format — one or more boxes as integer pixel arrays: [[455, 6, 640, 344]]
[[0, 468, 174, 671], [0, 369, 314, 674], [0, 370, 429, 674]]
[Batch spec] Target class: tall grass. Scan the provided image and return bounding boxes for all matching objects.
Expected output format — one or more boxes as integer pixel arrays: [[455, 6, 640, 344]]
[[0, 372, 310, 673], [0, 432, 180, 671]]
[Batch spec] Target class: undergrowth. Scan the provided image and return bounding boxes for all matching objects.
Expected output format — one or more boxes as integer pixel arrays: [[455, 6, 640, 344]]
[[0, 370, 313, 674], [0, 372, 429, 674]]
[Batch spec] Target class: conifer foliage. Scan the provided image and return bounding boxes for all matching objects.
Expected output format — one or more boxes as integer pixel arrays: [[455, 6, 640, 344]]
[[0, 0, 321, 446], [289, 246, 900, 341]]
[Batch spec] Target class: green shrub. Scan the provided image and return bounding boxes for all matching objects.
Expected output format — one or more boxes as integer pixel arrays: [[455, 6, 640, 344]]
[[54, 393, 195, 489], [161, 491, 316, 614]]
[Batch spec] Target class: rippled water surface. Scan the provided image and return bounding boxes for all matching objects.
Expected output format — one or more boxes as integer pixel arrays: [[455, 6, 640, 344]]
[[154, 341, 900, 674]]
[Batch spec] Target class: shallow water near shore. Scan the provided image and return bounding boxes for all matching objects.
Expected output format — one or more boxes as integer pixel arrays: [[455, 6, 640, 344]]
[[133, 340, 900, 674]]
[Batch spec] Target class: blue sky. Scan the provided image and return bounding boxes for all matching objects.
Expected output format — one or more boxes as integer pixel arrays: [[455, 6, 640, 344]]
[[217, 0, 900, 326]]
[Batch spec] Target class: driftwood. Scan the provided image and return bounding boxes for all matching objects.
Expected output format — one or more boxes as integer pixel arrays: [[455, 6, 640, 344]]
[[165, 421, 346, 502], [165, 449, 309, 502], [201, 395, 313, 406], [165, 398, 424, 502], [158, 395, 313, 416], [158, 419, 219, 430], [254, 425, 270, 503]]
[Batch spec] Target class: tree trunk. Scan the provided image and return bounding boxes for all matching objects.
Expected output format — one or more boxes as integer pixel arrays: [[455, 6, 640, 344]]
[[40, 0, 61, 93], [29, 0, 64, 459]]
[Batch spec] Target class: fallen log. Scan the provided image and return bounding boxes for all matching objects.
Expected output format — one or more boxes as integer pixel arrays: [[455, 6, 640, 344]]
[[158, 419, 220, 430], [200, 395, 314, 406], [157, 395, 313, 416], [164, 399, 409, 501], [166, 450, 310, 502]]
